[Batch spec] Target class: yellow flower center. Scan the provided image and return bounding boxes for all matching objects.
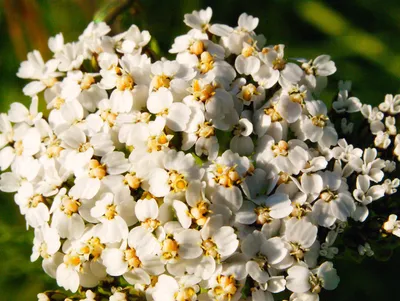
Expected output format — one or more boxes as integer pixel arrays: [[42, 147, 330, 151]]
[[81, 237, 105, 261], [213, 164, 241, 188], [79, 142, 91, 153], [80, 74, 95, 90], [311, 114, 329, 128], [320, 190, 336, 203], [214, 275, 238, 299], [255, 206, 272, 225], [14, 140, 24, 156], [309, 274, 323, 294], [47, 140, 64, 158], [64, 254, 81, 267], [241, 45, 254, 58], [124, 173, 142, 190], [162, 238, 179, 260], [264, 107, 282, 122], [272, 57, 286, 71], [201, 239, 220, 259], [192, 80, 216, 103], [53, 97, 65, 110], [42, 77, 58, 88], [190, 201, 209, 226], [189, 40, 205, 56], [29, 195, 45, 208], [142, 218, 161, 231], [271, 140, 289, 157], [116, 74, 134, 91], [175, 287, 196, 301], [39, 243, 50, 259], [168, 171, 188, 192], [290, 242, 308, 261], [241, 84, 258, 102], [197, 122, 215, 138], [61, 196, 81, 216], [152, 74, 171, 90], [100, 110, 117, 127], [89, 159, 107, 180], [105, 204, 118, 220], [199, 51, 214, 74], [124, 248, 142, 269], [147, 134, 171, 152]]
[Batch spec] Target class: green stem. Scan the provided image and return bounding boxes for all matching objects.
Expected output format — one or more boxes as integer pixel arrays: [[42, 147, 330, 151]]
[[93, 0, 135, 24]]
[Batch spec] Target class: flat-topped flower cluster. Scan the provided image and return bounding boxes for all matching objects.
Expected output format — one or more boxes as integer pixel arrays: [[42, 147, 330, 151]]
[[1, 7, 399, 301]]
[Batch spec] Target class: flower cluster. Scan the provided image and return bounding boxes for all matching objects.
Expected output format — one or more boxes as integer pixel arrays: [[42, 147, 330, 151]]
[[1, 7, 399, 301]]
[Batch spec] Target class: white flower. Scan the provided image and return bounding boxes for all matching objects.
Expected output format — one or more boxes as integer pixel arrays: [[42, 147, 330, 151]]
[[332, 139, 362, 163], [358, 243, 374, 257], [15, 183, 50, 228], [202, 260, 247, 301], [0, 126, 41, 171], [235, 82, 265, 109], [37, 293, 50, 301], [255, 136, 309, 177], [8, 97, 43, 125], [383, 214, 400, 237], [79, 21, 111, 53], [184, 7, 213, 32], [361, 104, 384, 123], [234, 43, 261, 76], [50, 186, 94, 239], [205, 150, 251, 211], [17, 50, 61, 96], [374, 131, 391, 149], [109, 291, 127, 301], [242, 231, 290, 284], [230, 117, 254, 156], [182, 107, 219, 160], [284, 218, 318, 262], [150, 60, 195, 97], [147, 149, 204, 199], [253, 101, 287, 140], [319, 230, 339, 260], [312, 171, 356, 227], [296, 100, 338, 148], [184, 79, 239, 131], [350, 148, 385, 183], [114, 25, 151, 54], [55, 42, 85, 72], [382, 178, 399, 195], [340, 118, 354, 134], [31, 224, 61, 262], [147, 88, 191, 131], [256, 44, 303, 88], [91, 192, 137, 243], [276, 88, 306, 123], [352, 175, 385, 222], [332, 89, 361, 113], [237, 193, 292, 226], [200, 214, 238, 260], [102, 240, 163, 285], [153, 275, 200, 301], [378, 94, 400, 114], [289, 292, 319, 301], [286, 262, 339, 294], [299, 55, 336, 91]]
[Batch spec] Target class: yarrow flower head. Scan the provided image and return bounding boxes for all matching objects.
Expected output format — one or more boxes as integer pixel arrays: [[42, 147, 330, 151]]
[[1, 6, 399, 301]]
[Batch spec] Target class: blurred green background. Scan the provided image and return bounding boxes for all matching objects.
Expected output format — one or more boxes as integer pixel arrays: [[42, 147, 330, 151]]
[[1, 0, 400, 300]]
